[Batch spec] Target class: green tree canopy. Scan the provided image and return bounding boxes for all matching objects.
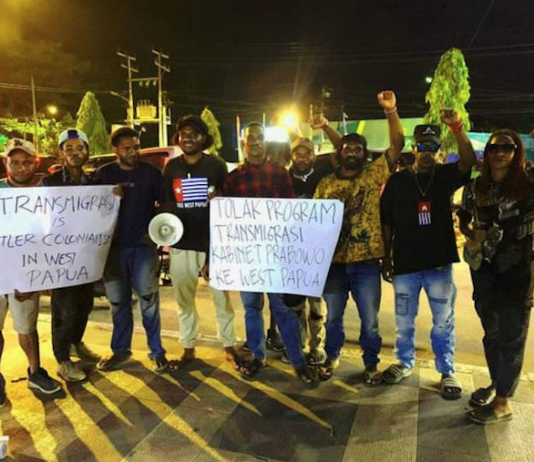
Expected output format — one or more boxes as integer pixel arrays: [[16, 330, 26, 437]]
[[424, 48, 471, 157], [76, 92, 111, 155], [201, 106, 223, 156]]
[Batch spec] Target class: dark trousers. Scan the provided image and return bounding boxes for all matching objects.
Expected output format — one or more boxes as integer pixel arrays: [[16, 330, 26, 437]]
[[470, 265, 532, 398], [51, 283, 94, 362]]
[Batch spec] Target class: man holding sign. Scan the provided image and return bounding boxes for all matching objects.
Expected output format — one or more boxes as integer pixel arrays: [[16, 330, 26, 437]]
[[96, 127, 168, 373], [41, 129, 102, 382], [314, 91, 404, 384], [224, 123, 320, 387], [0, 139, 62, 403]]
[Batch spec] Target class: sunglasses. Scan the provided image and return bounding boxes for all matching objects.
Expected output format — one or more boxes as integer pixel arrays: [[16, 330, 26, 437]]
[[415, 142, 441, 153], [486, 143, 516, 154]]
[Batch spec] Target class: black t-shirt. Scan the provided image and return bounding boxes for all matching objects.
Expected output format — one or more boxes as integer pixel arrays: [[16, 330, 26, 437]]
[[162, 154, 227, 252], [289, 162, 334, 198], [380, 162, 468, 275], [95, 161, 163, 247]]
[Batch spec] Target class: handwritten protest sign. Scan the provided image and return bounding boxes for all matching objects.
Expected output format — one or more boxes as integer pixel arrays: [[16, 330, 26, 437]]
[[0, 185, 120, 293], [209, 198, 343, 297]]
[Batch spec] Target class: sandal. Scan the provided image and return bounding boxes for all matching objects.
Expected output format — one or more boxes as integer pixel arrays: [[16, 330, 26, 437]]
[[307, 349, 327, 366], [441, 375, 462, 400], [469, 387, 495, 407], [317, 357, 339, 382], [468, 404, 513, 425], [362, 366, 383, 386], [382, 364, 412, 384], [168, 355, 196, 371], [294, 364, 320, 389], [237, 357, 266, 378]]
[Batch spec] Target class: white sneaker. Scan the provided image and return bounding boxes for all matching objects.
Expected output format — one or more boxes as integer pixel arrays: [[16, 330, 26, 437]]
[[58, 360, 86, 382]]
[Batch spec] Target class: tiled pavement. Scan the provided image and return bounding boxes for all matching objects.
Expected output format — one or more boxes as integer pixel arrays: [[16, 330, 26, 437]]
[[1, 317, 534, 462]]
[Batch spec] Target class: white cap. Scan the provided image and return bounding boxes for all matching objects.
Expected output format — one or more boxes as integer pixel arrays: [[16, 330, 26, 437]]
[[3, 138, 37, 157], [58, 128, 89, 147]]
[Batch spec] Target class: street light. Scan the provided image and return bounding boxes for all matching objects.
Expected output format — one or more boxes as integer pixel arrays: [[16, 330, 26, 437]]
[[46, 104, 58, 116], [425, 76, 433, 84]]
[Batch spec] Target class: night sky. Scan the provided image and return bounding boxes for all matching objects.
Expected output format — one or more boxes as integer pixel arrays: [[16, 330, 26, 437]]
[[2, 0, 534, 153]]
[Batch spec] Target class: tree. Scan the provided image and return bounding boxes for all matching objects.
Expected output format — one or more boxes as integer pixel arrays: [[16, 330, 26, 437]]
[[0, 113, 75, 157], [76, 92, 110, 155], [201, 107, 223, 156], [424, 48, 471, 157]]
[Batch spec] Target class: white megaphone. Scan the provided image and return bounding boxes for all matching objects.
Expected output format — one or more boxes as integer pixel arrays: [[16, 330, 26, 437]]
[[148, 213, 184, 247]]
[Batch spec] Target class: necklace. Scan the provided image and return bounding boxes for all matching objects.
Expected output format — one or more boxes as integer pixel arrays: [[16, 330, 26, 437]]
[[292, 167, 314, 182], [413, 166, 435, 197]]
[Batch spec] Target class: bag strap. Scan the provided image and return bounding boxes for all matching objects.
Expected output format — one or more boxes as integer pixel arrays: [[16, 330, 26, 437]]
[[471, 178, 480, 228]]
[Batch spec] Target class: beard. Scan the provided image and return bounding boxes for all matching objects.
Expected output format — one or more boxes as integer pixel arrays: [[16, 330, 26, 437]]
[[341, 156, 363, 171]]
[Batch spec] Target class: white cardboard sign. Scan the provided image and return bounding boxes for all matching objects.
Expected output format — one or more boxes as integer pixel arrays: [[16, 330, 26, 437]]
[[0, 185, 120, 293], [209, 197, 343, 296]]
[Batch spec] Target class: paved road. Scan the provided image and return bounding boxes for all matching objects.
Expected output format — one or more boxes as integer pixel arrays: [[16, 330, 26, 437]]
[[58, 257, 534, 373]]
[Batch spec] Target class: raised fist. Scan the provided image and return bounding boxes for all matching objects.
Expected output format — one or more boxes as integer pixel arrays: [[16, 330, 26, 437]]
[[440, 108, 460, 126], [377, 90, 396, 110]]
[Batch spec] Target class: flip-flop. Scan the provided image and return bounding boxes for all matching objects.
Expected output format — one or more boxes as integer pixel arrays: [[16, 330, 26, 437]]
[[362, 368, 383, 386], [468, 404, 513, 425], [441, 375, 462, 400], [382, 364, 412, 384], [237, 357, 266, 378], [294, 364, 320, 389], [168, 356, 195, 371], [469, 387, 495, 407]]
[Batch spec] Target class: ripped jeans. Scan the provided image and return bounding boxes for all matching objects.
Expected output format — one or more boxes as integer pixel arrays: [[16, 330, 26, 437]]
[[104, 244, 165, 359], [392, 265, 456, 375]]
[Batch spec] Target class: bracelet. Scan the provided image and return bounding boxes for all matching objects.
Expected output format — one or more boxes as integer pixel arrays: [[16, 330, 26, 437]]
[[449, 120, 464, 134], [384, 107, 397, 115]]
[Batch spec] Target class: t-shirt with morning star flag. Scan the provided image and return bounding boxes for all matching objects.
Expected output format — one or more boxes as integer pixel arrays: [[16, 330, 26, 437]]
[[162, 154, 228, 252], [380, 162, 469, 275]]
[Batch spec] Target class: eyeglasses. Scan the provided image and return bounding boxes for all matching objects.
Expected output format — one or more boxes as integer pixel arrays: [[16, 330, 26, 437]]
[[486, 143, 516, 154], [415, 142, 440, 153]]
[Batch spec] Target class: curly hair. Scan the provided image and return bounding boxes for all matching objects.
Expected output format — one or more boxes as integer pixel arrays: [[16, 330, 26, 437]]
[[477, 128, 530, 203]]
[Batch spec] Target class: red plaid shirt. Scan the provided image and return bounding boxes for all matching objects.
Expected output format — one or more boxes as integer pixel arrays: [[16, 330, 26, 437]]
[[224, 161, 295, 198]]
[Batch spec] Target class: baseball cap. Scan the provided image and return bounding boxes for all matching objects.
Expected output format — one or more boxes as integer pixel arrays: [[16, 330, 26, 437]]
[[291, 137, 314, 153], [3, 138, 37, 157], [58, 128, 89, 148], [172, 114, 214, 149], [413, 125, 441, 144]]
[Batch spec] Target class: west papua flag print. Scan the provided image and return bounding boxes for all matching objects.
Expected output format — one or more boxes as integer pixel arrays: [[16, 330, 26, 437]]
[[173, 177, 208, 203], [418, 200, 432, 226]]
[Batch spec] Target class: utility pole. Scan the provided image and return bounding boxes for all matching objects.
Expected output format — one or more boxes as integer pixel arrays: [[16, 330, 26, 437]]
[[152, 49, 170, 146], [30, 76, 39, 153], [117, 51, 139, 126]]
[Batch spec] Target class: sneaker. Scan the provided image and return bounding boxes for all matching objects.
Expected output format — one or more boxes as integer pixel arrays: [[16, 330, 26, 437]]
[[266, 329, 285, 352], [28, 367, 62, 394], [97, 353, 132, 372], [70, 343, 101, 363], [0, 373, 6, 407], [58, 361, 86, 382], [152, 354, 168, 373], [280, 351, 291, 364]]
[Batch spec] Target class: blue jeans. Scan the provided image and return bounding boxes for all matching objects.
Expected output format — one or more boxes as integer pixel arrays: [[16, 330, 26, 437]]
[[104, 244, 165, 359], [323, 261, 382, 367], [393, 265, 456, 375], [240, 292, 305, 367]]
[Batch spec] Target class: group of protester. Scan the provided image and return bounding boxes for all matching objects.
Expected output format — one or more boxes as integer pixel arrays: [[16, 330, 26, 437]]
[[0, 90, 532, 427]]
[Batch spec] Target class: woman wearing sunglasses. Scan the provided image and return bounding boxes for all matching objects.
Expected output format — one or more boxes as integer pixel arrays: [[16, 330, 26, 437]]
[[458, 129, 534, 425]]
